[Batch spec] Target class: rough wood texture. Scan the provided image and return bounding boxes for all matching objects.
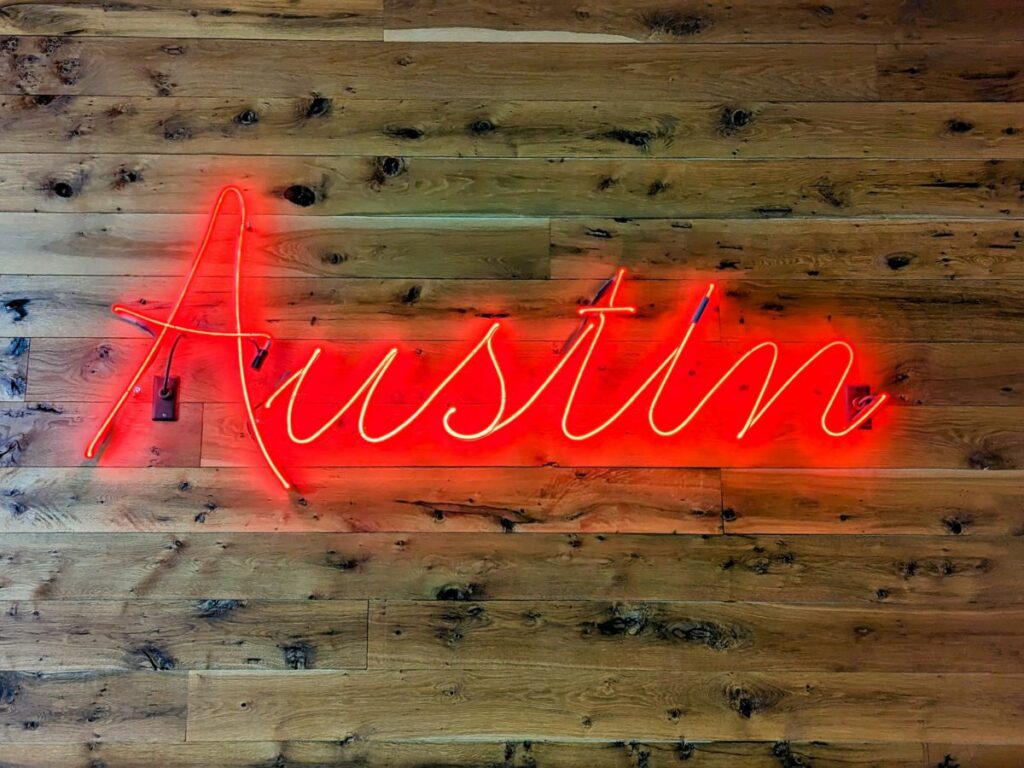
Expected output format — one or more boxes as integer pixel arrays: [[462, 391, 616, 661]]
[[722, 469, 1024, 535], [383, 0, 1024, 43], [0, 670, 186, 742], [0, 401, 203, 467], [0, 336, 28, 399], [3, 98, 1022, 158], [0, 467, 723, 533], [369, 600, 1024, 672], [185, 669, 1024, 742], [0, 738, 1012, 766], [0, 38, 878, 100], [0, 740, 935, 767], [0, 599, 368, 671], [2, 2, 1022, 763], [0, 212, 550, 277], [0, 1, 384, 40], [551, 218, 1024, 279], [877, 43, 1024, 101], [3, 533, 1019, 605], [5, 276, 1023, 340], [2, 155, 1023, 216]]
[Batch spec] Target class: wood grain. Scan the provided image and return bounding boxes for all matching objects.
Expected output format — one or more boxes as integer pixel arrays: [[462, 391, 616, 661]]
[[3, 0, 1020, 44], [925, 745, 1024, 767], [722, 469, 1024, 535], [384, 0, 1024, 43], [6, 276, 1024, 341], [878, 43, 1024, 101], [2, 275, 732, 340], [0, 466, 722, 533], [2, 533, 1018, 605], [0, 38, 878, 100], [370, 599, 1024, 672], [0, 670, 186, 743], [0, 1, 383, 40], [2, 155, 1023, 216], [3, 97, 1023, 158], [718, 280, 1024, 342], [0, 212, 549, 278], [0, 599, 367, 671], [0, 739, 935, 767], [0, 401, 203, 468], [185, 668, 1024, 742], [0, 336, 28, 400], [552, 218, 1024, 280], [6, 212, 1023, 280]]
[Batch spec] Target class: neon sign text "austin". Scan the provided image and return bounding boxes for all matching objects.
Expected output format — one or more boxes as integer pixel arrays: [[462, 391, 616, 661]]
[[84, 187, 888, 490]]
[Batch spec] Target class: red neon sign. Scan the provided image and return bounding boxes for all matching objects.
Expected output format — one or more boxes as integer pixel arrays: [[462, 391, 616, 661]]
[[85, 186, 888, 491]]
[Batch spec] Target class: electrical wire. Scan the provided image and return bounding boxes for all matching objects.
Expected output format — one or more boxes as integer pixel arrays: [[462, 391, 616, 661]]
[[160, 334, 185, 398]]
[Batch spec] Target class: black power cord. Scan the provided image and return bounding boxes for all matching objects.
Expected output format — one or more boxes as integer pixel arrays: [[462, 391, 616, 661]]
[[160, 334, 185, 398], [159, 334, 269, 387]]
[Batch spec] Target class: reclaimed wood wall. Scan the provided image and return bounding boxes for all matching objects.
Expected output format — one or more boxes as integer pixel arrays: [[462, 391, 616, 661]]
[[2, 1, 1024, 766]]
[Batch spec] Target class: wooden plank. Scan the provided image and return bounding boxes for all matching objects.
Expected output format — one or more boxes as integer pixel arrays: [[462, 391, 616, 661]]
[[0, 402, 202, 468], [0, 1, 383, 40], [718, 280, 1024, 342], [722, 470, 1024, 536], [0, 740, 934, 767], [794, 341, 1024, 408], [6, 275, 1024, 341], [551, 218, 1024, 280], [3, 97, 1023, 158], [0, 467, 722, 534], [926, 745, 1024, 767], [878, 43, 1024, 101], [0, 599, 367, 671], [2, 155, 1023, 216], [202, 402, 1024, 470], [0, 670, 185, 743], [369, 600, 1024, 673], [6, 39, 1020, 104], [503, 741, 930, 767], [185, 668, 1024, 742], [384, 0, 1024, 44], [0, 38, 877, 101], [0, 276, 730, 340], [25, 338, 1024, 407], [0, 212, 550, 278], [0, 337, 28, 400], [1, 533, 1018, 605], [2, 0, 1019, 44]]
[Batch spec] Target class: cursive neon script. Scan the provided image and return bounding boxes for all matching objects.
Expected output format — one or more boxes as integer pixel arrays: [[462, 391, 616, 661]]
[[85, 186, 888, 490]]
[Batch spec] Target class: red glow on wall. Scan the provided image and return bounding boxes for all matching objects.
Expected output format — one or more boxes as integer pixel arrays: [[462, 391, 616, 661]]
[[84, 186, 888, 492]]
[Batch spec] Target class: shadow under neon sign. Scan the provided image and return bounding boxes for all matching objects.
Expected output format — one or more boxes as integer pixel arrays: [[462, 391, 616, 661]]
[[84, 187, 888, 491]]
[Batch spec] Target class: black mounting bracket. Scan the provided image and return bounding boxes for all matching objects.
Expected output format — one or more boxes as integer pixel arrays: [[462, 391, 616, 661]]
[[152, 375, 180, 422], [845, 383, 874, 430]]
